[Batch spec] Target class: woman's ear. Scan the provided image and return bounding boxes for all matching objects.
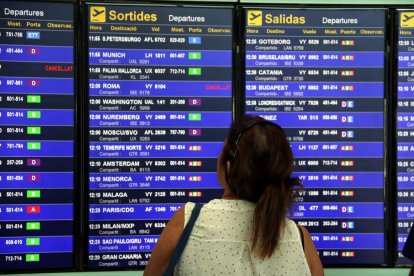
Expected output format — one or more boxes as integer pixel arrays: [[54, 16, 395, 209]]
[[226, 160, 231, 174]]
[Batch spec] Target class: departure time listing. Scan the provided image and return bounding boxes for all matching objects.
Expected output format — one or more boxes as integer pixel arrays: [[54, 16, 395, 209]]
[[0, 1, 75, 270], [244, 8, 386, 265], [87, 4, 233, 268]]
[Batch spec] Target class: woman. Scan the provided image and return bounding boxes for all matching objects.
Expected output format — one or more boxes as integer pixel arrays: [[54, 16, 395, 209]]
[[144, 115, 323, 275]]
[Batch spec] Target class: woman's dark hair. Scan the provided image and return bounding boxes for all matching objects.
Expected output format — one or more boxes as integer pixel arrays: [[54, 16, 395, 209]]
[[220, 115, 302, 259]]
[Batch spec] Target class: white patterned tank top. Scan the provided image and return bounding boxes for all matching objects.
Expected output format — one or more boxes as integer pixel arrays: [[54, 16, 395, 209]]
[[174, 199, 311, 276]]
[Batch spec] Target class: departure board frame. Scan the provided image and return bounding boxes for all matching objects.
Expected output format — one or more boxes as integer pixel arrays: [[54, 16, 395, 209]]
[[385, 8, 395, 268], [241, 6, 389, 267], [395, 8, 414, 266], [82, 2, 235, 270], [0, 0, 78, 272]]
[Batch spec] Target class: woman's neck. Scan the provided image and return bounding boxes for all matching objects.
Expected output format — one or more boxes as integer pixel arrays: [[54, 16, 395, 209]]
[[221, 188, 239, 200]]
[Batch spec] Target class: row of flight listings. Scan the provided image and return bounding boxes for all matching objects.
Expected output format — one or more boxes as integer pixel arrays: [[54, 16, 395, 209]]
[[0, 0, 414, 271]]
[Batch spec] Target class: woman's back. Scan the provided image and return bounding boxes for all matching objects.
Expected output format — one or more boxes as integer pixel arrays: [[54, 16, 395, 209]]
[[175, 200, 311, 276], [144, 117, 323, 276]]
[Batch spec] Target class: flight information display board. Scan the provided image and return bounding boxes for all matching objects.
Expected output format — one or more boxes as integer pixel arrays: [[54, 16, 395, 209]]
[[243, 8, 386, 264], [0, 1, 75, 271], [396, 9, 414, 265], [86, 4, 233, 268]]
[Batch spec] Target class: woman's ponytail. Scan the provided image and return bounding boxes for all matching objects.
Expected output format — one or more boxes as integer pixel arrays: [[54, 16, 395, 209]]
[[252, 182, 290, 259], [220, 115, 302, 259]]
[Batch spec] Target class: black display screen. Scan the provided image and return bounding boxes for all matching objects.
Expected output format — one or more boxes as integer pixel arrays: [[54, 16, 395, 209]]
[[243, 8, 386, 265], [86, 4, 233, 268], [0, 1, 75, 270], [396, 9, 414, 265]]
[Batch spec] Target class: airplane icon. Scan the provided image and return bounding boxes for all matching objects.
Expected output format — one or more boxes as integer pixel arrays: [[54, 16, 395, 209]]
[[92, 8, 105, 17], [249, 13, 261, 21], [90, 6, 106, 22], [403, 14, 414, 22]]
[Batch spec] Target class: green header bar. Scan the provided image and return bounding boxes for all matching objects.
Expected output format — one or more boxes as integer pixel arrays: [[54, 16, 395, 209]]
[[149, 0, 237, 2]]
